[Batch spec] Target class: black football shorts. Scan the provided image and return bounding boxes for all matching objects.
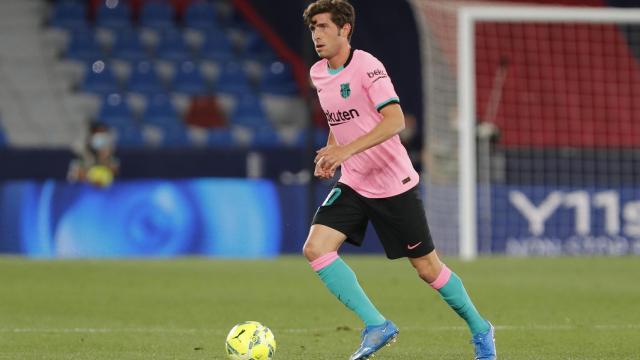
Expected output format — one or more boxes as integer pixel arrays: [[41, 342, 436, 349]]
[[312, 182, 435, 259]]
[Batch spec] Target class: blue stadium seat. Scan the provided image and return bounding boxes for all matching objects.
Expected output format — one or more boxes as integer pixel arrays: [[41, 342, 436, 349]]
[[97, 93, 134, 127], [127, 60, 165, 95], [155, 28, 190, 62], [0, 127, 7, 147], [50, 1, 88, 30], [293, 128, 330, 148], [161, 125, 191, 147], [250, 126, 282, 148], [111, 28, 148, 62], [82, 60, 120, 95], [96, 0, 132, 29], [206, 128, 236, 147], [260, 61, 298, 95], [243, 31, 277, 62], [199, 28, 235, 62], [229, 93, 269, 128], [65, 29, 103, 62], [113, 122, 145, 148], [140, 1, 175, 30], [215, 61, 251, 95], [184, 1, 219, 30], [172, 60, 208, 95], [142, 93, 182, 128]]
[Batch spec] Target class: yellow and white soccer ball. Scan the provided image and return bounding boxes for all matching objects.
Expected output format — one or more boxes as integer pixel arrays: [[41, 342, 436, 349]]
[[225, 321, 276, 360]]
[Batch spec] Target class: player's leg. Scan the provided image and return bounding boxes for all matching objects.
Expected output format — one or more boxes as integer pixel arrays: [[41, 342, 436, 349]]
[[410, 251, 496, 359], [303, 225, 387, 327], [306, 184, 398, 360], [368, 186, 495, 359], [409, 251, 490, 333]]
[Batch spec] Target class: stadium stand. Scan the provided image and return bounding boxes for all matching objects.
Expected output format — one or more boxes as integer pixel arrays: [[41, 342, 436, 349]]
[[475, 22, 640, 148], [15, 0, 312, 150], [139, 0, 175, 30], [0, 116, 7, 147]]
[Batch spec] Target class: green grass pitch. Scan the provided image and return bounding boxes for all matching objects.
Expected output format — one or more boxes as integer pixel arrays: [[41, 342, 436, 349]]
[[1, 256, 639, 359]]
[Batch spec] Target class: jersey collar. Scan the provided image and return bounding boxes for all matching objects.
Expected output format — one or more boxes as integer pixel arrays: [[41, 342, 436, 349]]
[[327, 48, 355, 75]]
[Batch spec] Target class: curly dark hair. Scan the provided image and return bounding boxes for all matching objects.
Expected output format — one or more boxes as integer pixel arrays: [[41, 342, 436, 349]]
[[303, 0, 355, 41]]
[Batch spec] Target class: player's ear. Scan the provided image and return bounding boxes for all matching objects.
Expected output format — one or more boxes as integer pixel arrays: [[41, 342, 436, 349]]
[[340, 23, 351, 39]]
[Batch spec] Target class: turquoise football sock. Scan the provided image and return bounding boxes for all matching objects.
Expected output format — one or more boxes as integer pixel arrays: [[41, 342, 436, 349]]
[[312, 253, 386, 327], [431, 265, 490, 336]]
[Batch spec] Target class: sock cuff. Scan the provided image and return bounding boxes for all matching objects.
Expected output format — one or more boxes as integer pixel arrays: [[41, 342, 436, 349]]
[[429, 264, 452, 290], [310, 251, 339, 271]]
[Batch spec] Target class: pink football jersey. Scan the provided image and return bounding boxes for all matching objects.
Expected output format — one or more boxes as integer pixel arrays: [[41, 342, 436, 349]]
[[310, 49, 419, 198]]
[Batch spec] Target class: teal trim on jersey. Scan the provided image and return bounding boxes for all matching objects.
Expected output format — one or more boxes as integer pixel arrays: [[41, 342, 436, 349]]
[[328, 65, 345, 75], [375, 97, 400, 112], [317, 257, 386, 327], [437, 271, 490, 336]]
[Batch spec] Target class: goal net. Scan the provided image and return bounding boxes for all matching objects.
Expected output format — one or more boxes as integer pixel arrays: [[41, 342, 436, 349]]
[[410, 0, 640, 259]]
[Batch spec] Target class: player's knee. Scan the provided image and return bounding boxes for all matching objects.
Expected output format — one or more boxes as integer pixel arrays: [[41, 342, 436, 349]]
[[412, 260, 441, 283], [302, 240, 322, 261]]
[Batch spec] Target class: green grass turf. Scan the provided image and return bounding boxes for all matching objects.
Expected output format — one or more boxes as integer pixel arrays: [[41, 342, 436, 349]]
[[0, 256, 639, 359]]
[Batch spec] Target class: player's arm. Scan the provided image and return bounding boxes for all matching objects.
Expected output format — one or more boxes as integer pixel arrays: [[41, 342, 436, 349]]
[[315, 104, 405, 172], [314, 130, 338, 179], [327, 129, 337, 146]]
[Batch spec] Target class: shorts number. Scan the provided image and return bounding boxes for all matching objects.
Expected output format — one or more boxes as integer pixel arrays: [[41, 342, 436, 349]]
[[322, 188, 342, 206]]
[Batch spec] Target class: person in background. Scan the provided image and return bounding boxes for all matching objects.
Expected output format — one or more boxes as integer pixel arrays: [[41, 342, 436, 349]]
[[68, 122, 119, 188]]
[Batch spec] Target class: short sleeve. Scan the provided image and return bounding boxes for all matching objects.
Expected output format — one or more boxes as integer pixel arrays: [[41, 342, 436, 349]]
[[361, 55, 400, 112]]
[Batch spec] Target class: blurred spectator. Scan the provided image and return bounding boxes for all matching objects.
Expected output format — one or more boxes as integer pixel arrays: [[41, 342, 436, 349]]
[[68, 122, 119, 187]]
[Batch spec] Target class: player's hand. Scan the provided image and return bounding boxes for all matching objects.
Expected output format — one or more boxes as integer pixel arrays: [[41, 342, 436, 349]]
[[314, 159, 335, 179], [314, 145, 352, 172]]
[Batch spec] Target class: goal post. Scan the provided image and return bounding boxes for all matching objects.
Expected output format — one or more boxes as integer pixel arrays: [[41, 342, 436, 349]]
[[410, 1, 640, 259]]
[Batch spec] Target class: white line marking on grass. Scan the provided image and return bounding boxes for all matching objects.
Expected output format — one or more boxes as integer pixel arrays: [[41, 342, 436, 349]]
[[1, 324, 638, 335]]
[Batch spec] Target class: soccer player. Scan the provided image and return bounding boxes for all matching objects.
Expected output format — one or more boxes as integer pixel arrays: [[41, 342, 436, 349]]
[[301, 1, 497, 359]]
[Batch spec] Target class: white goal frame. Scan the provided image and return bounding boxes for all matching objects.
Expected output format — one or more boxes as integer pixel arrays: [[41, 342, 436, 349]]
[[414, 2, 640, 260]]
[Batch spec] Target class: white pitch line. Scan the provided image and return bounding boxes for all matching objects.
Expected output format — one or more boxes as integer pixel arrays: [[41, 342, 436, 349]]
[[1, 324, 639, 334]]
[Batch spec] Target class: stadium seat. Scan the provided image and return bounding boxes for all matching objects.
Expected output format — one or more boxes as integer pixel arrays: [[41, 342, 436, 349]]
[[250, 125, 282, 148], [81, 60, 120, 95], [97, 93, 134, 127], [155, 28, 190, 62], [292, 127, 330, 148], [260, 61, 298, 96], [243, 31, 278, 62], [111, 28, 148, 62], [142, 93, 182, 128], [161, 124, 191, 147], [184, 1, 219, 30], [50, 1, 88, 30], [215, 61, 251, 95], [0, 125, 7, 147], [199, 28, 235, 62], [172, 60, 208, 95], [206, 127, 236, 147], [169, 0, 197, 18], [127, 60, 165, 95], [229, 93, 269, 128], [96, 0, 133, 29], [184, 95, 226, 128], [65, 29, 104, 62], [113, 122, 145, 147], [140, 0, 175, 30]]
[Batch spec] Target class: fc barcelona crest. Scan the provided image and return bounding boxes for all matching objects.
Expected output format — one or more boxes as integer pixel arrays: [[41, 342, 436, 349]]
[[340, 83, 351, 99]]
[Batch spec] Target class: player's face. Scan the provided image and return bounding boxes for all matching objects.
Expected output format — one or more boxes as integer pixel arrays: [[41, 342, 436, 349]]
[[309, 13, 347, 59]]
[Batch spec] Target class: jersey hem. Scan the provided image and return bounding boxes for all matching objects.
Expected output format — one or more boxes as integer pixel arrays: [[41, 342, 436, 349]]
[[337, 175, 420, 199]]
